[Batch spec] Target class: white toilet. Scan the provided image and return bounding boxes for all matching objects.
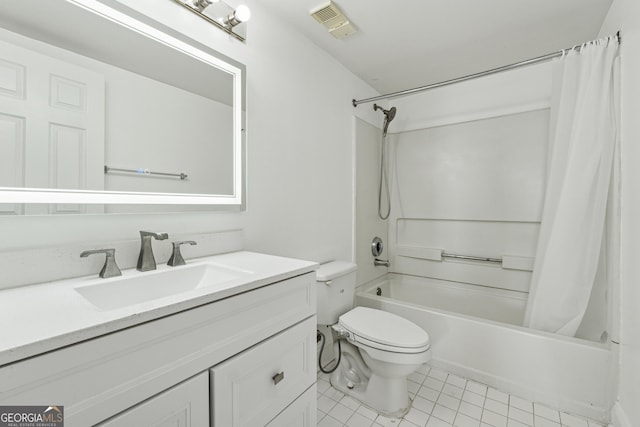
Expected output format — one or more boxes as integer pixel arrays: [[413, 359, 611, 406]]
[[316, 261, 431, 417]]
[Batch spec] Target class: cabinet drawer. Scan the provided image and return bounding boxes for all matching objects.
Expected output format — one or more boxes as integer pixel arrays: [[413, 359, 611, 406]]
[[267, 384, 316, 427], [211, 316, 316, 427]]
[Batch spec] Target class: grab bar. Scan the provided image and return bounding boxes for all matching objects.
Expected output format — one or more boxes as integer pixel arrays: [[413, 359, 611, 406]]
[[441, 252, 502, 264], [394, 246, 533, 270], [104, 165, 188, 180]]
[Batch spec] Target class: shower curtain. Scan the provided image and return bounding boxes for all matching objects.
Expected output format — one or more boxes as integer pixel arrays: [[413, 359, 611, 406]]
[[523, 36, 619, 336]]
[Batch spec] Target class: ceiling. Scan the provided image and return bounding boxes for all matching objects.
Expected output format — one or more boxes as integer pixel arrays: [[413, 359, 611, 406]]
[[259, 0, 614, 95]]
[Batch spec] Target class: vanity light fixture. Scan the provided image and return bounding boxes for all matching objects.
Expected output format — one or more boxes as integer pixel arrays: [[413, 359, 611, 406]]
[[224, 4, 251, 29], [173, 0, 251, 42], [192, 0, 213, 12]]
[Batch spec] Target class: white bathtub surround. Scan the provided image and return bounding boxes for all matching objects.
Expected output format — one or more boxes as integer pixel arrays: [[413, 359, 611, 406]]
[[360, 274, 527, 326], [524, 36, 621, 337], [316, 364, 606, 427], [379, 57, 614, 340], [384, 63, 552, 302], [354, 117, 389, 286], [357, 274, 612, 423]]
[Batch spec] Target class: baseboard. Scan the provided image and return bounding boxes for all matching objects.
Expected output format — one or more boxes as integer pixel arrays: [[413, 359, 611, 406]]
[[430, 357, 610, 424], [611, 402, 632, 427]]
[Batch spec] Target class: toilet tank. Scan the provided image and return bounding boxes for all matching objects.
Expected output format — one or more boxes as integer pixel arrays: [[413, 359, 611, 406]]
[[316, 261, 358, 325]]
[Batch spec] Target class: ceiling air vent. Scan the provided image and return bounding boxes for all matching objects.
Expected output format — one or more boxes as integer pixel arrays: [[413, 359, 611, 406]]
[[329, 20, 357, 39], [310, 1, 357, 39], [311, 3, 340, 25]]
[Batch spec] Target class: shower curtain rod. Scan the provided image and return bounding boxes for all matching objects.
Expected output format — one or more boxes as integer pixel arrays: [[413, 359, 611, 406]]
[[352, 31, 621, 107]]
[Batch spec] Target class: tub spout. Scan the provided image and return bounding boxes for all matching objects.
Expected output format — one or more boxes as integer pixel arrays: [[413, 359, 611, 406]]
[[374, 258, 390, 267]]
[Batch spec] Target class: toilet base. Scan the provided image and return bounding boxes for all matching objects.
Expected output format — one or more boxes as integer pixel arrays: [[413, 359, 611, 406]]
[[331, 371, 412, 418], [329, 341, 413, 418]]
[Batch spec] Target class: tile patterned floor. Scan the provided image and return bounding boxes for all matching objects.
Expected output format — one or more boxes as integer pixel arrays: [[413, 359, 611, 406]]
[[316, 364, 607, 427]]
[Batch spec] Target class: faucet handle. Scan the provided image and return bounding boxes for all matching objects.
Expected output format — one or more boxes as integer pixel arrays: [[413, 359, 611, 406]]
[[167, 241, 197, 266], [80, 248, 122, 278], [140, 230, 169, 240]]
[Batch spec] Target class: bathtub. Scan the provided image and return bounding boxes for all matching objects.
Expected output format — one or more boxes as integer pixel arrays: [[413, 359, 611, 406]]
[[356, 273, 613, 423]]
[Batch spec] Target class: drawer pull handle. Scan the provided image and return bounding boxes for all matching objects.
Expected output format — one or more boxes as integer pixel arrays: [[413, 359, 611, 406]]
[[272, 371, 285, 385]]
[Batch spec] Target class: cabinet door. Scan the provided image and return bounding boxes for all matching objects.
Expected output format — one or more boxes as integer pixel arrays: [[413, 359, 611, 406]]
[[97, 372, 208, 427], [267, 384, 316, 427]]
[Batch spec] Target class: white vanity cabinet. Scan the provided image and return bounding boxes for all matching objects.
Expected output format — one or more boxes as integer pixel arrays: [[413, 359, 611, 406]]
[[0, 269, 317, 427], [98, 372, 210, 427], [266, 385, 316, 427]]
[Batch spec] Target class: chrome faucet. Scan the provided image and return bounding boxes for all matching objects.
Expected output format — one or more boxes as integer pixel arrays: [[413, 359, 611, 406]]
[[80, 248, 122, 278], [374, 258, 390, 267], [137, 231, 169, 271]]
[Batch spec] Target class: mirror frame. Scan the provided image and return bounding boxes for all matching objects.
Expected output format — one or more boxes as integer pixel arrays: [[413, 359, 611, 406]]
[[0, 0, 244, 205]]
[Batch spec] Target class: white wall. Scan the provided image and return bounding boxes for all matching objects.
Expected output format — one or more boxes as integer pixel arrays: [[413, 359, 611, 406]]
[[0, 0, 381, 288], [599, 2, 640, 426], [112, 0, 384, 262]]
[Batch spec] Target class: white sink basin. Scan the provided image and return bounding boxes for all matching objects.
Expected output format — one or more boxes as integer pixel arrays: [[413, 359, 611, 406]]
[[74, 263, 252, 310]]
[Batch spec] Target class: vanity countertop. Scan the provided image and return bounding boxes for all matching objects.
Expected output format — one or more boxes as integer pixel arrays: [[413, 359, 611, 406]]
[[0, 251, 317, 366]]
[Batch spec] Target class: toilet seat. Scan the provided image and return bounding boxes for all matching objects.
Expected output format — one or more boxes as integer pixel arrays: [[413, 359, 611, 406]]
[[339, 307, 430, 354]]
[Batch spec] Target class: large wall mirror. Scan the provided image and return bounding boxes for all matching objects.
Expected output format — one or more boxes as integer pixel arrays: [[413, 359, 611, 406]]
[[0, 0, 244, 214]]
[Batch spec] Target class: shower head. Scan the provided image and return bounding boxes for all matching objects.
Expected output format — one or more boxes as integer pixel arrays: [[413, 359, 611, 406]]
[[374, 104, 397, 136], [385, 106, 396, 122]]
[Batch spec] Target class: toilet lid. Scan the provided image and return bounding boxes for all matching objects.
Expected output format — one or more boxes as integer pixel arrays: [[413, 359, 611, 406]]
[[339, 307, 430, 351], [316, 261, 357, 282]]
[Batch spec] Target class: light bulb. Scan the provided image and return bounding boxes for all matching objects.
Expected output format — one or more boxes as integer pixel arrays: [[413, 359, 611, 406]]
[[234, 5, 251, 23], [225, 4, 251, 28]]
